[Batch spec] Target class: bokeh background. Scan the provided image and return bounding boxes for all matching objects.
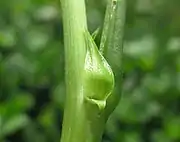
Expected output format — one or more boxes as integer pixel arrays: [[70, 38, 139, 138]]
[[0, 0, 180, 142]]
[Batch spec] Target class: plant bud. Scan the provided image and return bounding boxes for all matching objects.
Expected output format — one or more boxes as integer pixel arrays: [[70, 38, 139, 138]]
[[83, 31, 114, 109]]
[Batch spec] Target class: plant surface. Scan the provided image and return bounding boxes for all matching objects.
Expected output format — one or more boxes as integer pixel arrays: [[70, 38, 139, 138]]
[[60, 0, 126, 142]]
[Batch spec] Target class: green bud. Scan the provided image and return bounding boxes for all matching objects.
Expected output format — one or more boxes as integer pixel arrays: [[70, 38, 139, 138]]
[[83, 30, 114, 109]]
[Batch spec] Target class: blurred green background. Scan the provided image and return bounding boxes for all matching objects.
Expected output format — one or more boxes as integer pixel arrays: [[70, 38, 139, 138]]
[[0, 0, 180, 142]]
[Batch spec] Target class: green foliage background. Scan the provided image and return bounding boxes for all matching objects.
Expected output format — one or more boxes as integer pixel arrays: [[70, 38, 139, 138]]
[[0, 0, 180, 142]]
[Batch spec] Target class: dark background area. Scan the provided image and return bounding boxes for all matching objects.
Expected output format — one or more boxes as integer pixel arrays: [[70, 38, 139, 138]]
[[0, 0, 180, 142]]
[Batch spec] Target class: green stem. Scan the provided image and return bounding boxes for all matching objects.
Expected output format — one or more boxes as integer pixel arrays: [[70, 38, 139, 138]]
[[60, 0, 126, 142], [100, 0, 126, 117], [60, 0, 88, 142]]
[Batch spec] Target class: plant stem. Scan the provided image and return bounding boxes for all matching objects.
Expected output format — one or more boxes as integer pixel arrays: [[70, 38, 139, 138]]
[[60, 0, 88, 142], [60, 0, 126, 142], [100, 0, 126, 117]]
